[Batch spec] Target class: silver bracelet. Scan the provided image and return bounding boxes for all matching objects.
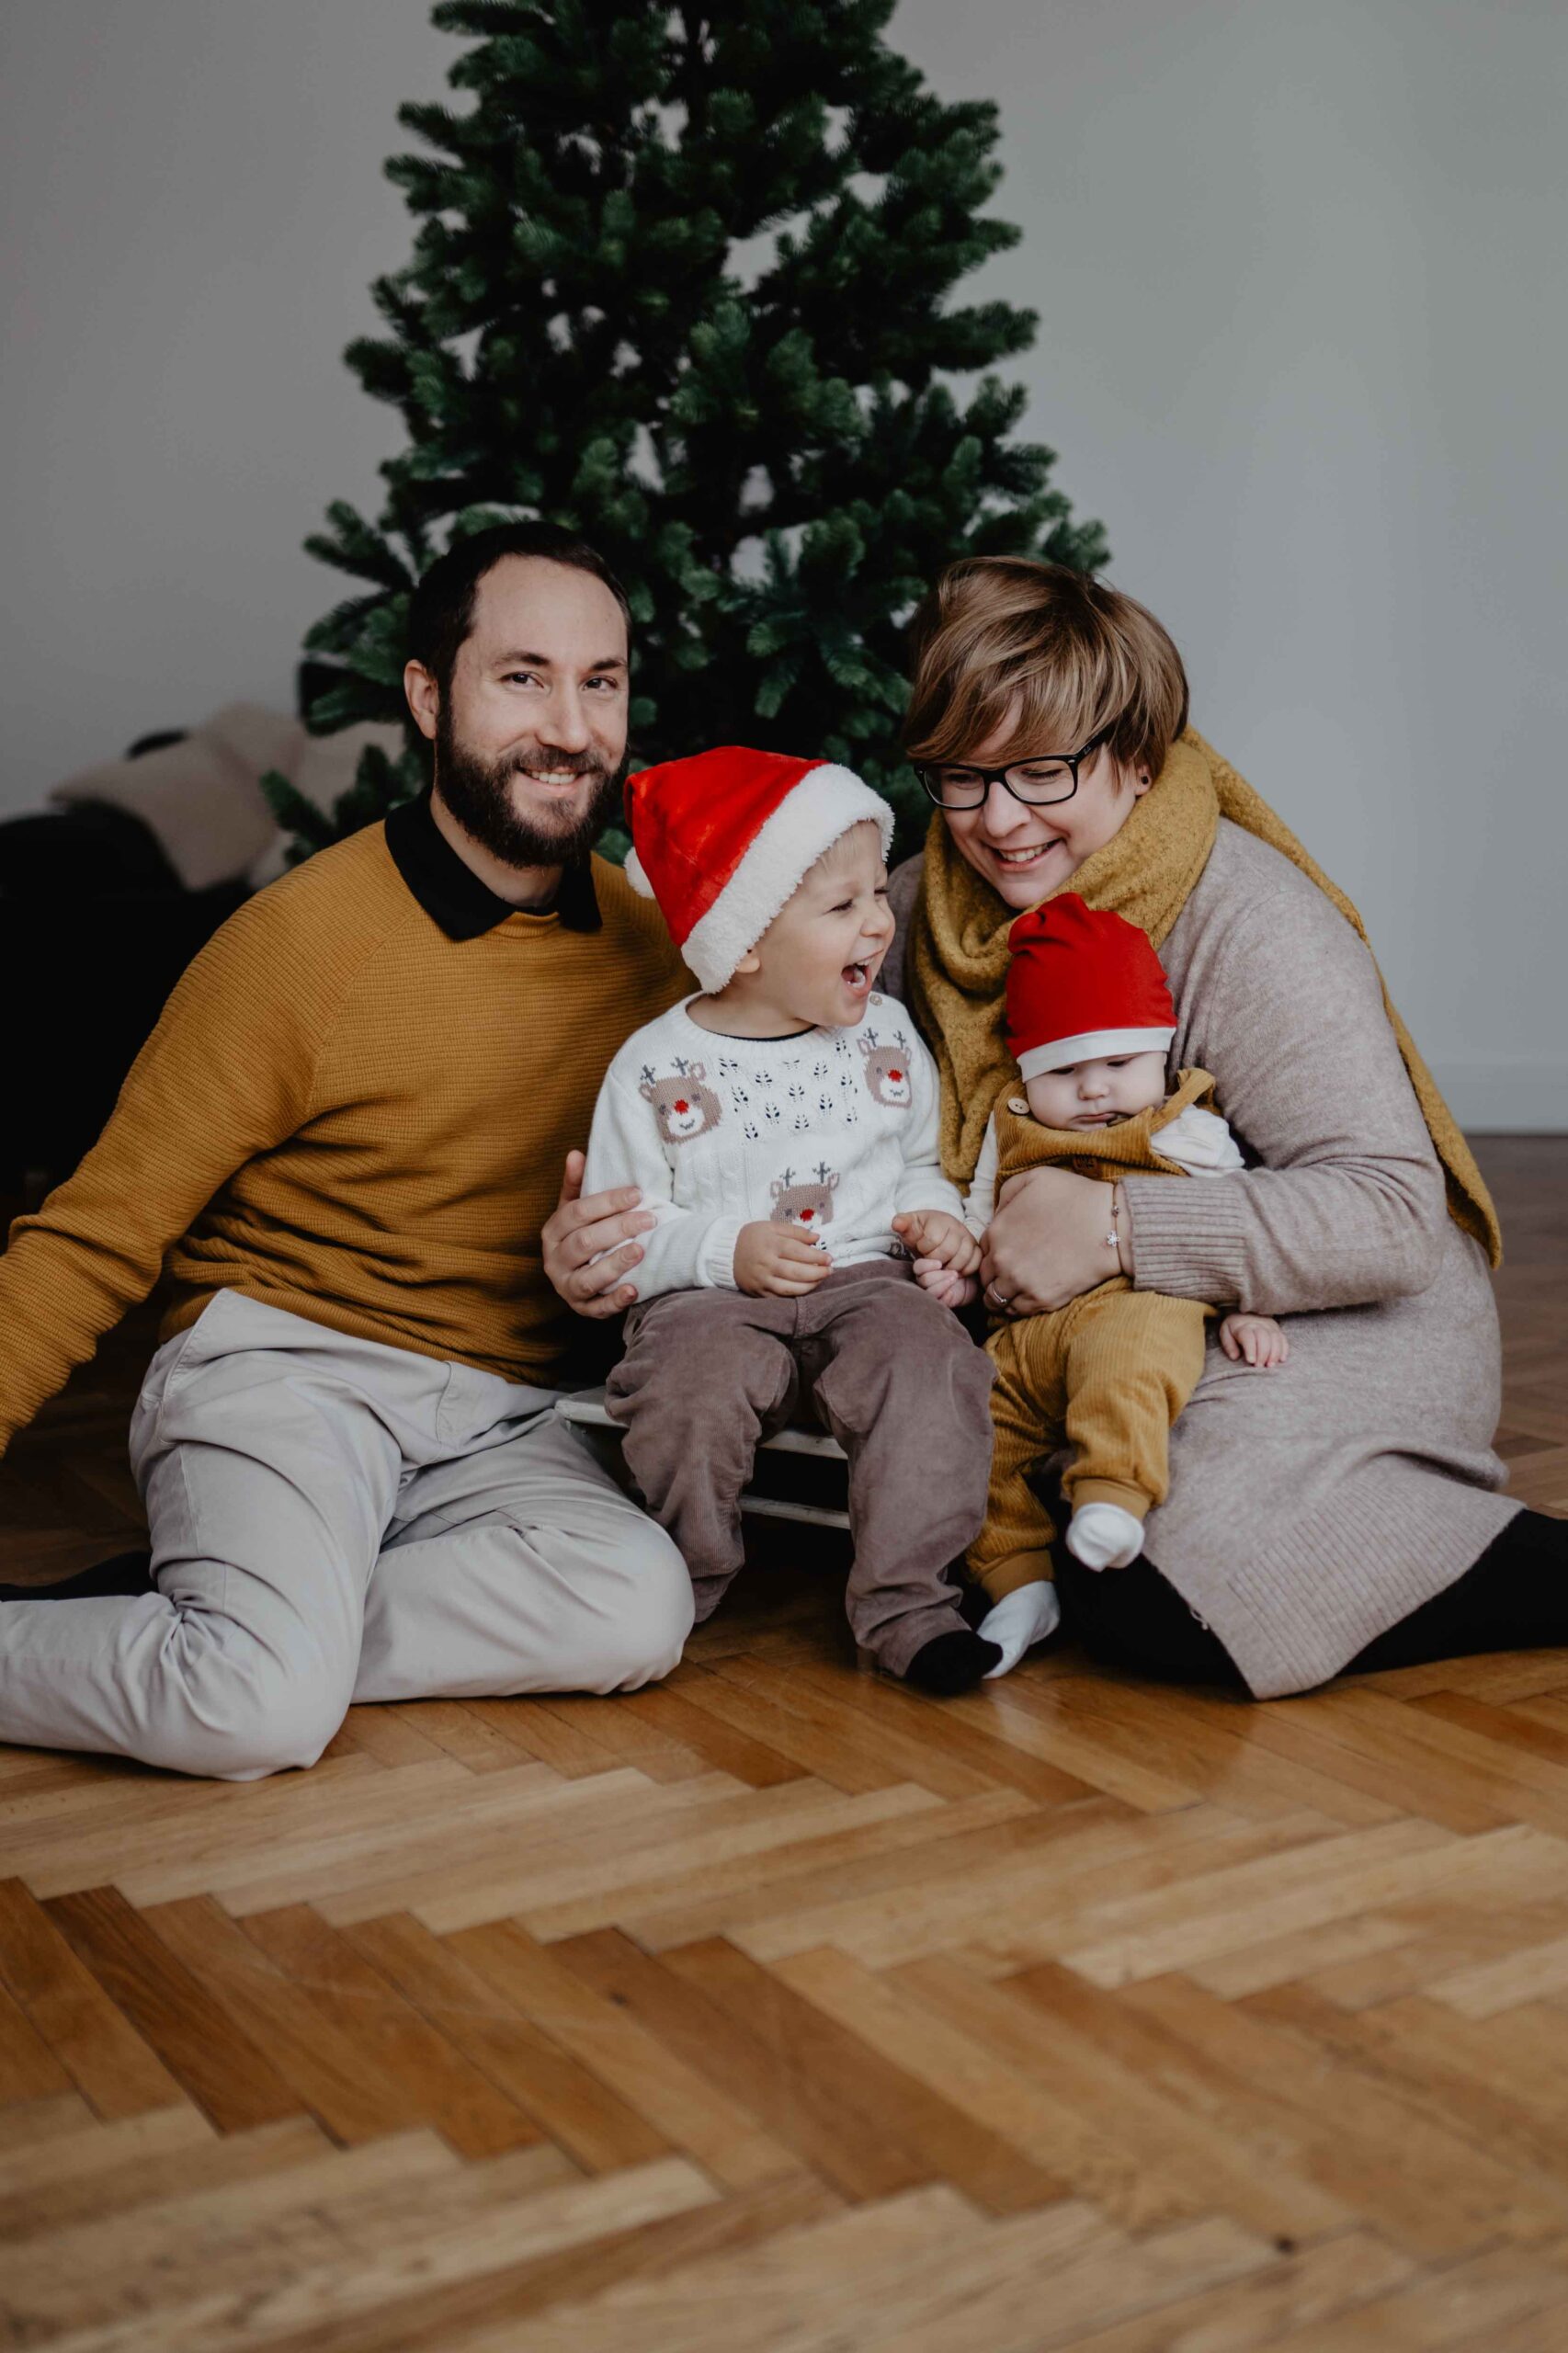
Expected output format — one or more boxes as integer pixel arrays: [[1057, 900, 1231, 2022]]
[[1105, 1185, 1124, 1256]]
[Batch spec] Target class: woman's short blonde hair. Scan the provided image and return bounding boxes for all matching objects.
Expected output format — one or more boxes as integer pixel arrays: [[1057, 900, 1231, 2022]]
[[903, 557, 1189, 779]]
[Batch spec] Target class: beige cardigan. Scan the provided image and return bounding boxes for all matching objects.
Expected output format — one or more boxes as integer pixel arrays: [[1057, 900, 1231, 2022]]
[[887, 820, 1517, 1698]]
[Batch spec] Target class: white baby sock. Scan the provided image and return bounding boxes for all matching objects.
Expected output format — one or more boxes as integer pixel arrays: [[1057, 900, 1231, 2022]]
[[1065, 1502, 1146, 1572], [976, 1581, 1061, 1677]]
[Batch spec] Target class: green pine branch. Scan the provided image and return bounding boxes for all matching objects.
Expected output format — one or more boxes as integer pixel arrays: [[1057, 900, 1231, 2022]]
[[284, 0, 1108, 867]]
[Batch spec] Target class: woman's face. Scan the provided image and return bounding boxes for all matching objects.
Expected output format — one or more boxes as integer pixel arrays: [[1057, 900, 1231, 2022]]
[[940, 710, 1153, 911]]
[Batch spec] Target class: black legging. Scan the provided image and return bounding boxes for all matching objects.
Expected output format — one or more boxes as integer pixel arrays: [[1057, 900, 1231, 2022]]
[[1054, 1506, 1567, 1690]]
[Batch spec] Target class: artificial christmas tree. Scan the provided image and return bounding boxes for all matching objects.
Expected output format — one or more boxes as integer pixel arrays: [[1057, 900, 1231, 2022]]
[[269, 0, 1107, 867]]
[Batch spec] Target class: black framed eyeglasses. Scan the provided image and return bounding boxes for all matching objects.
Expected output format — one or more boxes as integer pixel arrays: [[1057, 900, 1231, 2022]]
[[914, 722, 1116, 812]]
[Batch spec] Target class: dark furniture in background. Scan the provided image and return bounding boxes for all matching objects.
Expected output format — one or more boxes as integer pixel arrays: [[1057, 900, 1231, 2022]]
[[1, 735, 248, 1197]]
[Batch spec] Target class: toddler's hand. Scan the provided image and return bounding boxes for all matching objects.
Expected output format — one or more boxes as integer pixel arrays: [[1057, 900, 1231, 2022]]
[[733, 1220, 832, 1298], [1220, 1312, 1289, 1370], [893, 1208, 982, 1275]]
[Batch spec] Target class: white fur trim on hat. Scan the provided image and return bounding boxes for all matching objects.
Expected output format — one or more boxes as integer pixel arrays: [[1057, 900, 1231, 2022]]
[[1016, 1026, 1175, 1079], [623, 843, 655, 897], [679, 765, 894, 992]]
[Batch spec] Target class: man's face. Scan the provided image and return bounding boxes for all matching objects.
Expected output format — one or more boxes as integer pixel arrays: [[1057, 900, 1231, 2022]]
[[412, 555, 631, 868]]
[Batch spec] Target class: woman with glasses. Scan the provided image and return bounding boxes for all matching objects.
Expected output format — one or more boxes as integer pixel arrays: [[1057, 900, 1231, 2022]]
[[881, 555, 1559, 1696]]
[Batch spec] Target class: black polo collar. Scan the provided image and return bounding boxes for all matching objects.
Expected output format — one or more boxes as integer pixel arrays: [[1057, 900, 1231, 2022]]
[[384, 788, 601, 939]]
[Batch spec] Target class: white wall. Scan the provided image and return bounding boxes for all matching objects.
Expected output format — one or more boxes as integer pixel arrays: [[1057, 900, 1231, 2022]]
[[4, 0, 1564, 1126], [0, 3, 448, 790], [892, 0, 1568, 1131]]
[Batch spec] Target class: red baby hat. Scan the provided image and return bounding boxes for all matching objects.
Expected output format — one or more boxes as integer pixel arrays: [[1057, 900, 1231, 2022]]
[[624, 745, 893, 991], [1006, 893, 1176, 1077]]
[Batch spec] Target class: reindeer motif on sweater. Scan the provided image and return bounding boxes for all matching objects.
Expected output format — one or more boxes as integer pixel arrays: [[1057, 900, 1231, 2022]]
[[769, 1164, 840, 1234], [639, 1058, 722, 1144]]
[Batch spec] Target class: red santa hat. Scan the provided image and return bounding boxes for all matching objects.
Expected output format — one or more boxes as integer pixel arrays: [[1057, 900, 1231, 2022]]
[[623, 745, 894, 991], [1006, 893, 1176, 1077]]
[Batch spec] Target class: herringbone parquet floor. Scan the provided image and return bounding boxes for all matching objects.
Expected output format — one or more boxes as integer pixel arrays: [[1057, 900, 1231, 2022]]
[[1, 1135, 1563, 2351]]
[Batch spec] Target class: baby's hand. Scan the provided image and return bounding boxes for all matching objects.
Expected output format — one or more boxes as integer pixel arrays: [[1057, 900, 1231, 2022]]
[[917, 1263, 980, 1310], [733, 1220, 832, 1298], [896, 1209, 982, 1313], [1220, 1312, 1289, 1370]]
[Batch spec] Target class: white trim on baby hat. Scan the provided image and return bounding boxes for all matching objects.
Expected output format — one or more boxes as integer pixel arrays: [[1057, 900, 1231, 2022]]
[[1015, 1026, 1175, 1079], [678, 764, 894, 991]]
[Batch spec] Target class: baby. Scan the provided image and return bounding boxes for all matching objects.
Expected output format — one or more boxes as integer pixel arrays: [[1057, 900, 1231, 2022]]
[[583, 745, 1000, 1694], [916, 893, 1286, 1674]]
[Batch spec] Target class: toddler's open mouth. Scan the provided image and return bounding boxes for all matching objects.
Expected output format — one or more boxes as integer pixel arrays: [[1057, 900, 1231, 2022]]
[[843, 960, 874, 995]]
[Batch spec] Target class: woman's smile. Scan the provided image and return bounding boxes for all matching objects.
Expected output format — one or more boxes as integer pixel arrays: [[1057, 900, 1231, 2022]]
[[989, 835, 1066, 873]]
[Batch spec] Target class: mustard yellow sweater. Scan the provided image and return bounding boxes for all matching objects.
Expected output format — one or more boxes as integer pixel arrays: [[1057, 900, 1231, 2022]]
[[0, 815, 685, 1451]]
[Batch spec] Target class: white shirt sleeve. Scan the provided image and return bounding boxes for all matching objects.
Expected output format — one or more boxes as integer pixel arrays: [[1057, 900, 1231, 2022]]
[[961, 1115, 1002, 1238], [890, 1033, 967, 1222], [581, 1068, 744, 1297], [1156, 1103, 1246, 1176]]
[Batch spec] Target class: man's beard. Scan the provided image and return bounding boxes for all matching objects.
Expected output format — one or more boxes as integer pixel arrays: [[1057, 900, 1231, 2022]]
[[434, 709, 625, 870]]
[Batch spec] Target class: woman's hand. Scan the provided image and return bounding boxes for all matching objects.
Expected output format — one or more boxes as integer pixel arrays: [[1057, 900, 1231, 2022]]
[[542, 1152, 657, 1319], [980, 1166, 1122, 1316]]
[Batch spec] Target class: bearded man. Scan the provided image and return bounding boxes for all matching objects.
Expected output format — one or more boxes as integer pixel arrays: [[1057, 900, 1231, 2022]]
[[0, 525, 696, 1779]]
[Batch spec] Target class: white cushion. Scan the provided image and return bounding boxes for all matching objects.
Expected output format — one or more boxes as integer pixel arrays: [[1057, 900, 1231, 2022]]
[[49, 703, 304, 892]]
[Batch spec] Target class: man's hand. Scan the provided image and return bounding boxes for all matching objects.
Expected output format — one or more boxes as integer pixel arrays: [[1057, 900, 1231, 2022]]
[[1221, 1312, 1289, 1369], [981, 1166, 1121, 1317], [733, 1221, 833, 1298], [542, 1152, 657, 1319], [893, 1208, 982, 1310]]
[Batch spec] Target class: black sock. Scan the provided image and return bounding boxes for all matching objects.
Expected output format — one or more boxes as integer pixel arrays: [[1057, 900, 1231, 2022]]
[[903, 1629, 1003, 1696], [0, 1549, 154, 1606]]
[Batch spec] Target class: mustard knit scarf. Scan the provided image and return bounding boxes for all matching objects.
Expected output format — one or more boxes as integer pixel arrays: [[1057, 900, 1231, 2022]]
[[904, 727, 1501, 1267]]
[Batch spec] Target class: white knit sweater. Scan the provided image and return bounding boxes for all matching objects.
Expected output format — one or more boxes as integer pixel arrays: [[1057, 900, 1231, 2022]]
[[582, 993, 965, 1299]]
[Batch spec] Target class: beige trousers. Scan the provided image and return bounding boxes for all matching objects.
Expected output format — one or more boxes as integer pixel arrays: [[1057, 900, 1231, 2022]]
[[0, 1290, 693, 1781]]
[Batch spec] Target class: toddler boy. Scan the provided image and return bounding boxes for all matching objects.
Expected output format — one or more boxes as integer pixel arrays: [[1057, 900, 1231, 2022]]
[[584, 746, 999, 1693], [922, 895, 1285, 1674]]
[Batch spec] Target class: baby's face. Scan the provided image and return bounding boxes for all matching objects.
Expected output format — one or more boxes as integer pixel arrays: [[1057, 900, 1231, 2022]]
[[1024, 1050, 1167, 1131], [743, 822, 895, 1030]]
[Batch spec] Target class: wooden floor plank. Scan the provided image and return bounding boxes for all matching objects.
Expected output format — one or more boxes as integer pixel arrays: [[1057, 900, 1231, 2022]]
[[436, 1914, 783, 2184], [664, 1934, 1068, 2217], [44, 1886, 302, 2134], [550, 1925, 930, 2203], [0, 1876, 187, 2120], [138, 1893, 436, 2145], [236, 1904, 548, 2161]]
